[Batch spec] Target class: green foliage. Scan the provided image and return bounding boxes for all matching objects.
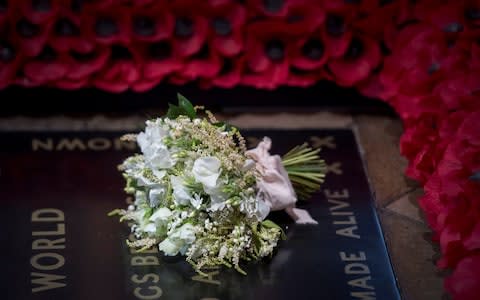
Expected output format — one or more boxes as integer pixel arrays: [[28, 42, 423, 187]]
[[166, 93, 197, 119], [282, 143, 326, 200]]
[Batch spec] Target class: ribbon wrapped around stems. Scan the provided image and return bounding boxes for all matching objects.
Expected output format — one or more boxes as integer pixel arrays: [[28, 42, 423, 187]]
[[246, 137, 318, 225]]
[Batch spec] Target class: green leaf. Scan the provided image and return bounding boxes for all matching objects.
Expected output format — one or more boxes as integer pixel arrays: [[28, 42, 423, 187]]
[[166, 103, 182, 119], [262, 220, 286, 240], [177, 93, 196, 119]]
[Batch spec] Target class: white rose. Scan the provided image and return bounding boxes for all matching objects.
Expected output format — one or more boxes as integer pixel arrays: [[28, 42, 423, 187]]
[[192, 157, 221, 189], [170, 175, 192, 205]]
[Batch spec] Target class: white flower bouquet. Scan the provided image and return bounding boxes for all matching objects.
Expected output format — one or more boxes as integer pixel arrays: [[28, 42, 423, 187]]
[[110, 94, 326, 275]]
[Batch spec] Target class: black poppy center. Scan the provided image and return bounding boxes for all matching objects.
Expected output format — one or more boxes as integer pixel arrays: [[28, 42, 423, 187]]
[[111, 45, 132, 60], [379, 0, 395, 5], [469, 171, 480, 181], [219, 59, 233, 75], [175, 17, 193, 38], [345, 38, 364, 60], [148, 41, 171, 60], [71, 0, 82, 12], [428, 62, 440, 74], [32, 0, 51, 12], [444, 22, 464, 33], [95, 17, 118, 37], [133, 16, 156, 37], [326, 14, 345, 37], [265, 39, 285, 61], [344, 0, 362, 4], [0, 0, 8, 12], [287, 15, 304, 23], [17, 19, 40, 38], [38, 46, 57, 62], [70, 50, 97, 62], [55, 18, 79, 36], [0, 41, 15, 62], [263, 0, 283, 13], [212, 18, 231, 36], [465, 8, 480, 20], [302, 39, 324, 60]]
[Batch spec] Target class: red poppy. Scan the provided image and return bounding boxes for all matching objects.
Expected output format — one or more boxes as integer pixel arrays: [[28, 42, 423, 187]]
[[205, 0, 246, 57], [131, 77, 163, 93], [10, 16, 52, 57], [0, 0, 9, 28], [23, 45, 69, 84], [65, 46, 110, 81], [130, 1, 174, 43], [17, 0, 61, 24], [246, 0, 317, 18], [286, 67, 324, 87], [433, 70, 480, 111], [0, 38, 23, 88], [242, 20, 300, 89], [71, 0, 113, 11], [170, 0, 209, 57], [48, 7, 93, 53], [445, 255, 480, 300], [354, 0, 414, 41], [136, 41, 183, 81], [379, 23, 467, 98], [328, 34, 381, 87], [81, 4, 130, 46], [322, 12, 352, 57], [290, 31, 329, 71], [92, 45, 141, 93], [200, 56, 245, 89], [54, 77, 88, 90], [181, 44, 223, 80]]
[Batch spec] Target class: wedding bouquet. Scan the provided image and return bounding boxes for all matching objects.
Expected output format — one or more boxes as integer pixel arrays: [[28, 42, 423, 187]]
[[110, 94, 326, 275]]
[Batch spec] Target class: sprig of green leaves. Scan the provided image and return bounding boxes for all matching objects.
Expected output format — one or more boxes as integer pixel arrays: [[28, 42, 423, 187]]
[[166, 93, 197, 119]]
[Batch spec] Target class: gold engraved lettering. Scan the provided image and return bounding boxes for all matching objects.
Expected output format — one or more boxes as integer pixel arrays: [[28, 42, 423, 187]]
[[326, 162, 343, 175], [324, 189, 349, 199], [131, 256, 159, 266], [32, 208, 64, 222], [32, 139, 53, 151], [87, 138, 112, 151], [340, 251, 366, 262], [351, 291, 376, 299], [31, 253, 65, 271], [31, 272, 66, 293], [32, 223, 65, 236], [310, 136, 336, 149], [191, 270, 221, 286], [56, 138, 87, 151], [32, 238, 66, 250]]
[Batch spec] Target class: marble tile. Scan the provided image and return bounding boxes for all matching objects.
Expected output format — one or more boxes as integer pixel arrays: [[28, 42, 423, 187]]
[[386, 189, 426, 224], [380, 210, 448, 300], [353, 115, 418, 207]]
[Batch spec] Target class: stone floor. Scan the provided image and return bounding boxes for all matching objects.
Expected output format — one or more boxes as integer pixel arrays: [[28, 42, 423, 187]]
[[0, 111, 446, 300]]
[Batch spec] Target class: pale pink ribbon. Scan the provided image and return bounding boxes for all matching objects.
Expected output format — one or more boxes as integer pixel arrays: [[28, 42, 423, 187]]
[[246, 137, 318, 225]]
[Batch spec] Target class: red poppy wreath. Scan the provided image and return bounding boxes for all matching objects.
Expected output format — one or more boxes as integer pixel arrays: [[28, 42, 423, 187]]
[[0, 1, 479, 299]]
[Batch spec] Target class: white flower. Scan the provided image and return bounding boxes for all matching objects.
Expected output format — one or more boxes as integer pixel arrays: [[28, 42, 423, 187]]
[[149, 207, 172, 223], [134, 190, 147, 206], [170, 175, 192, 205], [255, 196, 271, 221], [191, 193, 203, 209], [137, 121, 175, 169], [158, 223, 196, 256], [205, 185, 228, 212], [192, 156, 221, 189], [149, 187, 166, 207]]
